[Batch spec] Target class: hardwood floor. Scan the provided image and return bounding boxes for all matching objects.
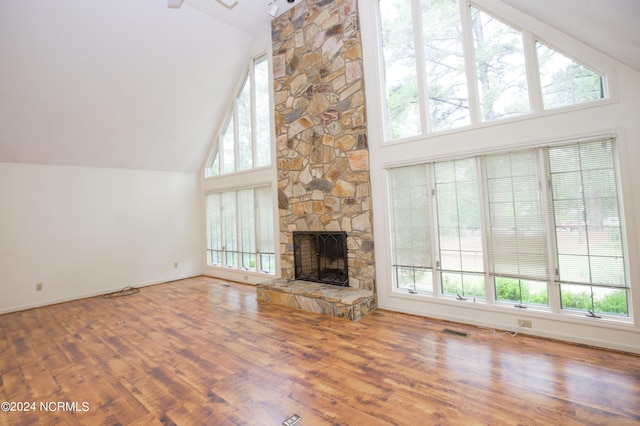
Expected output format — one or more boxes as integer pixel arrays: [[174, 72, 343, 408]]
[[1, 276, 639, 425]]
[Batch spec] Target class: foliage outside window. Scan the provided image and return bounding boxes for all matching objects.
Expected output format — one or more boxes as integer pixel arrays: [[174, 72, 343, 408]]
[[206, 186, 275, 274], [471, 6, 530, 121], [378, 0, 606, 140], [536, 41, 604, 110], [388, 137, 628, 317], [206, 55, 272, 177]]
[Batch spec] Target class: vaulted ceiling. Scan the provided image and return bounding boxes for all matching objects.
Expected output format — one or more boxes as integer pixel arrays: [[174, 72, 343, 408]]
[[503, 0, 640, 72], [0, 0, 638, 173]]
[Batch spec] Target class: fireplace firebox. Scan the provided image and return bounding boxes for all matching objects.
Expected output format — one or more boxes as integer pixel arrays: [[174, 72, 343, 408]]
[[293, 231, 349, 286]]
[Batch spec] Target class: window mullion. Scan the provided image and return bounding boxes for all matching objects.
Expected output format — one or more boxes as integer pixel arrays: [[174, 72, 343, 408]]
[[236, 190, 242, 269], [427, 164, 440, 295], [476, 156, 494, 303], [523, 31, 543, 113], [540, 147, 561, 312], [460, 0, 480, 124], [219, 197, 226, 267]]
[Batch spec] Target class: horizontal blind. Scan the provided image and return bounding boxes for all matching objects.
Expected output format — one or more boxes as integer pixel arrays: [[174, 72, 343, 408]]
[[549, 138, 626, 287], [238, 188, 255, 270], [255, 186, 274, 255], [483, 149, 549, 280], [206, 193, 222, 265], [389, 164, 431, 268], [222, 191, 238, 268], [434, 158, 483, 273]]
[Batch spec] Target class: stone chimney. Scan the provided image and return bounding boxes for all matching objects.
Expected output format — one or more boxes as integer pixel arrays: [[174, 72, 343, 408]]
[[271, 0, 375, 292]]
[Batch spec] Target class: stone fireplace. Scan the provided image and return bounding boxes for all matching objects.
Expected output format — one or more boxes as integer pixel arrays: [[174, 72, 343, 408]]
[[294, 231, 348, 286], [256, 0, 376, 321]]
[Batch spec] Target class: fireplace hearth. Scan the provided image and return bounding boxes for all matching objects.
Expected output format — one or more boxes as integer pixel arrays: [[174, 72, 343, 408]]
[[293, 231, 348, 286]]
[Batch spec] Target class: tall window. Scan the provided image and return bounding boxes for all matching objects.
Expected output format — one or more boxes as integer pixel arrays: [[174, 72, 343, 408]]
[[388, 137, 629, 318], [377, 0, 606, 140], [206, 187, 275, 274], [390, 164, 432, 292], [434, 158, 484, 297], [483, 150, 549, 306], [206, 55, 272, 177], [204, 53, 275, 275], [471, 6, 530, 121], [548, 141, 626, 314]]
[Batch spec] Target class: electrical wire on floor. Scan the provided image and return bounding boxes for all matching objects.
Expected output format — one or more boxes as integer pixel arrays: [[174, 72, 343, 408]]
[[468, 302, 496, 334], [468, 301, 520, 337], [503, 328, 519, 338], [103, 285, 140, 298]]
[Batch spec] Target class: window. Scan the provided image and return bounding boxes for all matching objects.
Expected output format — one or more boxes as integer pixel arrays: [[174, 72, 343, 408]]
[[536, 41, 604, 110], [377, 0, 607, 140], [548, 140, 626, 315], [471, 6, 530, 121], [483, 150, 550, 306], [206, 187, 275, 274], [388, 136, 628, 317], [379, 0, 421, 139], [434, 158, 484, 297], [206, 55, 272, 177], [389, 164, 433, 292], [203, 52, 276, 278], [423, 0, 470, 131]]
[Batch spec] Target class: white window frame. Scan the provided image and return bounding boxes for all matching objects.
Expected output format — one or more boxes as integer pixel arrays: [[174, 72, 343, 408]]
[[201, 50, 278, 284], [205, 54, 272, 178], [374, 0, 614, 143], [386, 136, 631, 321], [206, 186, 276, 275]]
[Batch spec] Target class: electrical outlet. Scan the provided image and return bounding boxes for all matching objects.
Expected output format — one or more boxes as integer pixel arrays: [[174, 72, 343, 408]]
[[244, 275, 249, 281], [174, 262, 178, 269], [36, 283, 43, 292], [282, 414, 301, 426], [518, 319, 532, 328]]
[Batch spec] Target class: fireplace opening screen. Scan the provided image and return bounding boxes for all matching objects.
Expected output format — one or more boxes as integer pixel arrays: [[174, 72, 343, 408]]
[[293, 231, 348, 286]]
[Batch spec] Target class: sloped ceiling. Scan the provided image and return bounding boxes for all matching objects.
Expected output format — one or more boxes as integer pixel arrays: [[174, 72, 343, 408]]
[[502, 0, 640, 72], [0, 0, 638, 173], [0, 0, 259, 172]]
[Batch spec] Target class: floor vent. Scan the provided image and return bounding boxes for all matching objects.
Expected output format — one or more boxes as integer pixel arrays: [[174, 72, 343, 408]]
[[442, 328, 469, 337]]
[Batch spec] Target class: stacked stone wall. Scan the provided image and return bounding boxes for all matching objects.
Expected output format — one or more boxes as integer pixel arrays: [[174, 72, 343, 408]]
[[271, 0, 375, 292]]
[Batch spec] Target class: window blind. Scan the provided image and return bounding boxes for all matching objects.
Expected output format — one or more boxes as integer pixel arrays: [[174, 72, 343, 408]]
[[255, 186, 275, 273], [434, 158, 484, 273], [206, 193, 222, 265], [389, 164, 432, 268], [549, 139, 626, 287], [483, 149, 549, 280]]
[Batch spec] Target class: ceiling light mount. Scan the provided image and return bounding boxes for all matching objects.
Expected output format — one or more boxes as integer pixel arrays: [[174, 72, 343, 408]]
[[269, 2, 279, 17], [216, 0, 238, 9]]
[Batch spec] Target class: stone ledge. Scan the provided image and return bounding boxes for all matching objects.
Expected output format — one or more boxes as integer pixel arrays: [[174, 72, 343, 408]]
[[256, 279, 376, 321]]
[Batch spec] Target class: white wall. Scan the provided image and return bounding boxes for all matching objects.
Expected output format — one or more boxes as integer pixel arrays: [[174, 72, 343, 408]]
[[360, 0, 640, 353], [0, 162, 203, 313]]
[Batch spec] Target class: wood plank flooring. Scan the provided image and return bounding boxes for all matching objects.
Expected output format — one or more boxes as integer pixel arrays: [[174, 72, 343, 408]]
[[1, 276, 639, 425]]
